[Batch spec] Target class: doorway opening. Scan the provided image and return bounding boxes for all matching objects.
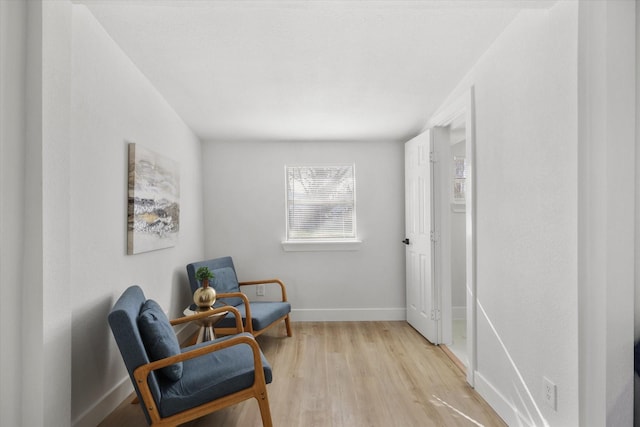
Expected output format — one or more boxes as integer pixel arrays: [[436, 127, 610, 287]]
[[434, 116, 468, 372], [429, 87, 476, 386]]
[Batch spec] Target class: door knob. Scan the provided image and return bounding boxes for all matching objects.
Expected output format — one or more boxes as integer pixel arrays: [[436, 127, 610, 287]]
[[402, 238, 410, 245]]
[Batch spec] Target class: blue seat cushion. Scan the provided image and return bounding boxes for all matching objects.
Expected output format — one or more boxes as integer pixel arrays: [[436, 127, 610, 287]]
[[216, 301, 291, 332], [157, 333, 272, 418], [138, 299, 183, 381]]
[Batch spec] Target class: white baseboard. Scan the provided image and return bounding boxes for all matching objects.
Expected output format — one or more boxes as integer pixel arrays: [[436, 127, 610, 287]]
[[452, 306, 466, 320], [72, 377, 133, 427], [474, 371, 533, 427], [291, 307, 406, 322]]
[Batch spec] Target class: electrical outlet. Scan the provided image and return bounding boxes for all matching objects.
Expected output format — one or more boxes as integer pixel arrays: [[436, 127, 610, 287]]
[[543, 377, 557, 411], [256, 284, 265, 296]]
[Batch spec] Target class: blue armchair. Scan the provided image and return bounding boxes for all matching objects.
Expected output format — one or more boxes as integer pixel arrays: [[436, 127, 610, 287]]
[[186, 257, 292, 337], [108, 285, 273, 426]]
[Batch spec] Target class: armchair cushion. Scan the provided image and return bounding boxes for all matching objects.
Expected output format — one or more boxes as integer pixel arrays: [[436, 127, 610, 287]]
[[217, 301, 291, 332], [158, 333, 272, 418], [138, 299, 183, 381], [212, 266, 244, 307]]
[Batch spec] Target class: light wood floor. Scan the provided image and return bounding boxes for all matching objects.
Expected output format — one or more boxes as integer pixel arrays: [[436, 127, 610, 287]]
[[99, 322, 506, 427]]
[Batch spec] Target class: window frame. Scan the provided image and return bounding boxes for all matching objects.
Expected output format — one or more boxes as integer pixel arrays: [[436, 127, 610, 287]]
[[282, 163, 361, 252]]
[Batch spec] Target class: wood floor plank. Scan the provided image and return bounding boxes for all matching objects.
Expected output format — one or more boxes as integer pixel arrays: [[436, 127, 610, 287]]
[[99, 322, 506, 427]]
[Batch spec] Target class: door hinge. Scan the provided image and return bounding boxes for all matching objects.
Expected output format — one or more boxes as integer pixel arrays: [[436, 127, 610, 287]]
[[429, 151, 437, 163], [430, 231, 439, 243], [431, 309, 441, 321]]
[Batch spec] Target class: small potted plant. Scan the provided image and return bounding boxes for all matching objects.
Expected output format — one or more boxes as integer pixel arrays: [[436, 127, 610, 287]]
[[193, 266, 216, 310]]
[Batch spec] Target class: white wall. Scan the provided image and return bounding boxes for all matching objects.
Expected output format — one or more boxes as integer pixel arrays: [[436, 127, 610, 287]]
[[0, 1, 27, 425], [21, 1, 74, 425], [636, 3, 640, 425], [1, 3, 206, 424], [68, 6, 206, 426], [435, 2, 580, 425], [637, 0, 640, 346], [5, 4, 77, 424], [201, 140, 405, 320], [577, 2, 635, 426]]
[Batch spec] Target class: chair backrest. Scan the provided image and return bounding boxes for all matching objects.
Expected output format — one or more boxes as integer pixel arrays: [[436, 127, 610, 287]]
[[108, 285, 162, 425], [186, 257, 243, 307]]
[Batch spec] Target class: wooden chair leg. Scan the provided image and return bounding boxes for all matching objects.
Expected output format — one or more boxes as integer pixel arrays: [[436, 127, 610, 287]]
[[256, 388, 273, 427], [284, 315, 292, 337]]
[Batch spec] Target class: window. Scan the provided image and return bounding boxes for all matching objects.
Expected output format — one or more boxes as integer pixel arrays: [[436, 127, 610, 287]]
[[284, 164, 358, 248]]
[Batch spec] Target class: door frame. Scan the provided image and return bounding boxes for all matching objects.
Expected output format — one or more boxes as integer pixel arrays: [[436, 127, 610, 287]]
[[428, 86, 476, 386]]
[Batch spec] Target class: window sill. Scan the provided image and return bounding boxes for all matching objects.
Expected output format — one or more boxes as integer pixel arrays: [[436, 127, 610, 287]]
[[281, 239, 362, 252]]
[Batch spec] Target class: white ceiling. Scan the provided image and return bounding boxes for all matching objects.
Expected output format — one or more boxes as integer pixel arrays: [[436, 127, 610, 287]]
[[81, 1, 555, 142]]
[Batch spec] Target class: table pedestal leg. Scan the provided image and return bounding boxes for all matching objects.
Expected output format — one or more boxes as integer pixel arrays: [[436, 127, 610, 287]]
[[197, 325, 215, 343]]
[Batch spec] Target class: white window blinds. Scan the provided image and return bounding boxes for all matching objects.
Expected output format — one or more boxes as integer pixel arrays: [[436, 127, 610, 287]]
[[285, 164, 356, 240]]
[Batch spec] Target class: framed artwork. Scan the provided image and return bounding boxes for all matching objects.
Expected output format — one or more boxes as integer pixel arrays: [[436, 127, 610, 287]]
[[453, 156, 466, 179], [452, 156, 466, 212], [127, 143, 180, 254]]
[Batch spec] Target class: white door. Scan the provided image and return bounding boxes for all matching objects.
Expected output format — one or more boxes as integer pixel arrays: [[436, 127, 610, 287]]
[[405, 130, 438, 343]]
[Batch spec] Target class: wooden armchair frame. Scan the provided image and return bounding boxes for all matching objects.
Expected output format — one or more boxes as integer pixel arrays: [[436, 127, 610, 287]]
[[186, 257, 293, 338], [132, 306, 272, 426]]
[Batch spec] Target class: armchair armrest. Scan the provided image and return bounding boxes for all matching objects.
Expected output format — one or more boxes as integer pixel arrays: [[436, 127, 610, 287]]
[[239, 278, 288, 302], [216, 292, 253, 334], [133, 334, 266, 423]]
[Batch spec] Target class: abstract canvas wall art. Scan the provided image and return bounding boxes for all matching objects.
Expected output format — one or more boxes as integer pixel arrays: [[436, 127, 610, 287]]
[[127, 143, 180, 254]]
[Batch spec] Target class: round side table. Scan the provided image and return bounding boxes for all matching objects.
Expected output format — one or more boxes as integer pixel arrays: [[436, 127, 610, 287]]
[[183, 306, 229, 344]]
